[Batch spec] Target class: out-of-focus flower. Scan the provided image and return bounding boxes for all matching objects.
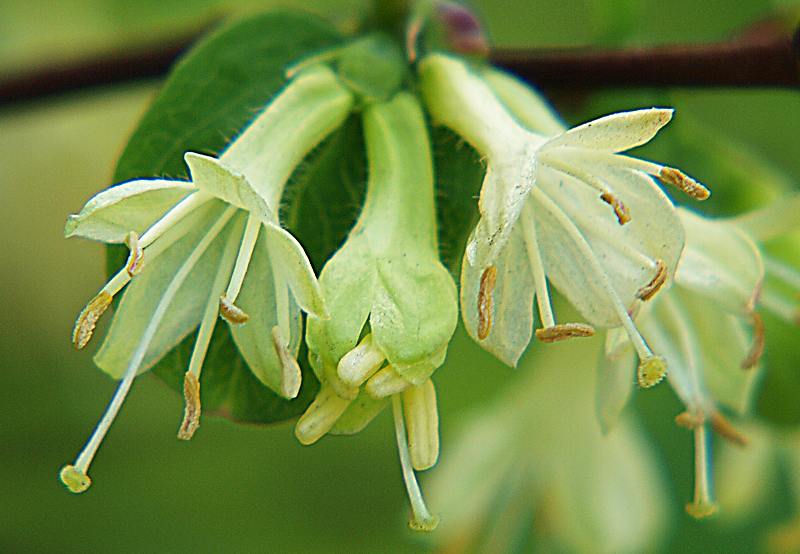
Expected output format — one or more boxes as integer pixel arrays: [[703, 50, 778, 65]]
[[602, 195, 800, 518], [295, 92, 457, 531], [60, 65, 354, 493], [419, 54, 706, 387], [430, 340, 668, 553]]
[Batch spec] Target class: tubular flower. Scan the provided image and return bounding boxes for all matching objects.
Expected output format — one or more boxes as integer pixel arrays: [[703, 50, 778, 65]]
[[295, 92, 458, 531], [59, 65, 354, 494], [419, 53, 703, 379], [601, 207, 769, 518]]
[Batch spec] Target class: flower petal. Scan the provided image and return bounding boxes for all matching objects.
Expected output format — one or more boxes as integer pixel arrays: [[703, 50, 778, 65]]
[[184, 152, 275, 223], [94, 203, 239, 378], [460, 224, 534, 367], [543, 108, 673, 153], [65, 179, 195, 243], [370, 256, 458, 381], [675, 208, 764, 313], [263, 222, 328, 319], [227, 230, 302, 395]]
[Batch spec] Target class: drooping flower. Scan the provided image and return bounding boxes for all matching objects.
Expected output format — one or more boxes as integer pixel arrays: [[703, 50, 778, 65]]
[[59, 64, 354, 493], [419, 53, 706, 384], [294, 92, 458, 531], [430, 339, 668, 553], [600, 203, 792, 517]]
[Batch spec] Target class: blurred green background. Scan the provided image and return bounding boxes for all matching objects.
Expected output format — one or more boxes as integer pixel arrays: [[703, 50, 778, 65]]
[[2, 0, 799, 552]]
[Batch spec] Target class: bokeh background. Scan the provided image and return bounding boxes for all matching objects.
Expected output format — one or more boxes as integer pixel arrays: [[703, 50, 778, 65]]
[[2, 0, 799, 552]]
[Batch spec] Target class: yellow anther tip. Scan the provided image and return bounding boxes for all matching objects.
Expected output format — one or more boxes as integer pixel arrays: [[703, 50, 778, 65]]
[[59, 465, 91, 493], [685, 500, 718, 519], [638, 356, 667, 388]]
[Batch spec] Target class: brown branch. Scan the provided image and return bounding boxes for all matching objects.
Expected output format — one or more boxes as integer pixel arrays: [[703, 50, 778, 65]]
[[1, 21, 798, 108], [493, 24, 800, 89]]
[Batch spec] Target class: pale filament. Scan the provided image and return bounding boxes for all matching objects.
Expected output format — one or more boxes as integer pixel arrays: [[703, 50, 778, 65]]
[[392, 395, 438, 531], [224, 213, 261, 302], [139, 190, 212, 248], [520, 203, 555, 328], [67, 207, 236, 478], [531, 187, 655, 361]]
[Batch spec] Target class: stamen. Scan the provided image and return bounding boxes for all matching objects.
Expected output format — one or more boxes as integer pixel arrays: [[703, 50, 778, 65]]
[[710, 412, 748, 447], [685, 424, 719, 519], [295, 385, 352, 445], [60, 207, 236, 492], [219, 294, 249, 324], [638, 355, 667, 388], [338, 334, 386, 388], [224, 214, 260, 303], [124, 231, 144, 276], [391, 395, 440, 532], [178, 224, 242, 439], [520, 205, 555, 328], [272, 326, 302, 399], [401, 379, 439, 471], [366, 366, 411, 398], [600, 192, 631, 225], [72, 291, 112, 349], [636, 259, 668, 301], [178, 372, 201, 441], [535, 323, 595, 343], [675, 410, 704, 430], [139, 190, 211, 248], [741, 311, 765, 369], [477, 265, 497, 340], [531, 188, 659, 364], [658, 167, 710, 201]]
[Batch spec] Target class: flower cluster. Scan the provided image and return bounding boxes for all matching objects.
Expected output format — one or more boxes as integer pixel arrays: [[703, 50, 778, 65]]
[[59, 12, 800, 533]]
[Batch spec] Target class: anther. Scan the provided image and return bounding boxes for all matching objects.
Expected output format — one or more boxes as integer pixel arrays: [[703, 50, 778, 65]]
[[675, 410, 704, 430], [366, 366, 411, 398], [658, 167, 710, 201], [535, 323, 595, 343], [710, 412, 748, 447], [72, 291, 112, 349], [477, 265, 497, 340], [295, 386, 352, 445], [638, 355, 667, 388], [600, 192, 631, 225], [272, 326, 302, 399], [219, 294, 249, 324], [59, 464, 91, 494], [177, 372, 201, 440], [741, 311, 765, 369], [338, 334, 386, 387], [402, 380, 439, 471], [124, 231, 145, 276], [636, 259, 668, 301]]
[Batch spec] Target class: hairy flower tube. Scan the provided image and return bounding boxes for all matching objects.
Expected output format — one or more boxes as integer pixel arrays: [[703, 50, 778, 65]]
[[59, 65, 354, 494], [602, 207, 770, 518], [295, 92, 458, 531], [419, 53, 707, 384]]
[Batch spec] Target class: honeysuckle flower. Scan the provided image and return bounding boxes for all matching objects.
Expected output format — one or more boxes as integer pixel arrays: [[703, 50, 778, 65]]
[[601, 207, 769, 518], [430, 340, 668, 553], [419, 53, 706, 381], [294, 92, 458, 531], [59, 64, 354, 494]]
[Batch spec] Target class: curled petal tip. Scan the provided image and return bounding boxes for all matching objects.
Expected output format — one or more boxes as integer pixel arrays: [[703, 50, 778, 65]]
[[60, 465, 91, 494]]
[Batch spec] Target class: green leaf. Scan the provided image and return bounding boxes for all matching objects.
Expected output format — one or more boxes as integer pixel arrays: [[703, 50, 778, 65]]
[[108, 11, 347, 424]]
